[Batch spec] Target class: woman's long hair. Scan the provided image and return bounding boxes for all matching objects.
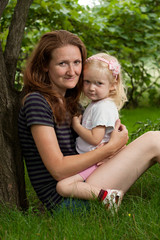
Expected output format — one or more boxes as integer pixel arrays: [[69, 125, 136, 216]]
[[23, 30, 87, 124]]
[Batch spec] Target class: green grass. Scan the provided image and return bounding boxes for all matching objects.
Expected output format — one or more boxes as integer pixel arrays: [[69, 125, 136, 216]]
[[120, 106, 160, 134], [0, 107, 160, 240]]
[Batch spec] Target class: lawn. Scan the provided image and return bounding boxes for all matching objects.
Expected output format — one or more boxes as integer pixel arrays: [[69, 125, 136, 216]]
[[0, 107, 160, 240], [121, 106, 160, 134]]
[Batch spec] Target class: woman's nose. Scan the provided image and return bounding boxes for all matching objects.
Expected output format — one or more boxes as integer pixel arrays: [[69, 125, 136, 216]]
[[67, 64, 75, 75]]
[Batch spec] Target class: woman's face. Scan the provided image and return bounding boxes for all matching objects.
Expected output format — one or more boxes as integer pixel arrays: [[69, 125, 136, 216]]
[[46, 45, 82, 96]]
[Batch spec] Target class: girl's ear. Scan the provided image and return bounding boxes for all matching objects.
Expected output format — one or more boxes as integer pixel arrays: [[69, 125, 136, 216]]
[[110, 81, 117, 91]]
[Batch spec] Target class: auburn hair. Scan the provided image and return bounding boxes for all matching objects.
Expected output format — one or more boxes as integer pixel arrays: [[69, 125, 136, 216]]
[[22, 30, 87, 124]]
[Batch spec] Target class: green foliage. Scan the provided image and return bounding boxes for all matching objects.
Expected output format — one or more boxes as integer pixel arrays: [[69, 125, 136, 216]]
[[88, 0, 160, 107], [0, 0, 17, 50], [1, 0, 160, 106], [131, 119, 160, 141], [120, 106, 160, 140]]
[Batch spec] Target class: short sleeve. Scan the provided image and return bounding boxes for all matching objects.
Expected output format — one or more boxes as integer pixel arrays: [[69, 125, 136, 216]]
[[23, 92, 54, 128], [91, 100, 118, 129]]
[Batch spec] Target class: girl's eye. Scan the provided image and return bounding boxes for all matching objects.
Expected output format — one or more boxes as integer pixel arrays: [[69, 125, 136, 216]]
[[83, 80, 90, 84], [96, 82, 103, 86]]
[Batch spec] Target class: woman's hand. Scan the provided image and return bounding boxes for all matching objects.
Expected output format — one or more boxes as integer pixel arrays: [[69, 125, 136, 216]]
[[108, 119, 129, 153]]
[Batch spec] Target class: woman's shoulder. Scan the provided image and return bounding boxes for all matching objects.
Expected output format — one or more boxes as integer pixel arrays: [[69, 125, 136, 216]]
[[24, 92, 48, 106], [19, 92, 54, 127], [25, 92, 44, 101], [22, 92, 52, 114]]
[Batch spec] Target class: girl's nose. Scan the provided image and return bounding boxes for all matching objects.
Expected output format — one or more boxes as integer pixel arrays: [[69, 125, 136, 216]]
[[89, 83, 95, 91]]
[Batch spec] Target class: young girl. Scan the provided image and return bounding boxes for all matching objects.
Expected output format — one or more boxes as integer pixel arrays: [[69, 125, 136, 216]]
[[56, 53, 127, 210]]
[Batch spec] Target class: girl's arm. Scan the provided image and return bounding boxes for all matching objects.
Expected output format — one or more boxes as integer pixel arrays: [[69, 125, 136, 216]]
[[31, 119, 128, 181], [72, 115, 106, 145]]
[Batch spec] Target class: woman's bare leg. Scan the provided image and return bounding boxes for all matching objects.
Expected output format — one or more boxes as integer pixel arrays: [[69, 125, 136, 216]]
[[86, 131, 160, 193]]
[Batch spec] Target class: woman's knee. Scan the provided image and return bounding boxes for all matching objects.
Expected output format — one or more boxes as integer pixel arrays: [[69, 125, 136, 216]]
[[143, 131, 160, 154]]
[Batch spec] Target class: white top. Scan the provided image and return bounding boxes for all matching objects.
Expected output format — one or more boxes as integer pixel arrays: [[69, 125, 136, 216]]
[[76, 98, 119, 153]]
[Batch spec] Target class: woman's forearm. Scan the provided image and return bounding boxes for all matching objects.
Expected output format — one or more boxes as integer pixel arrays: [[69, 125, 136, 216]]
[[31, 121, 128, 181], [53, 142, 116, 180], [52, 127, 128, 181]]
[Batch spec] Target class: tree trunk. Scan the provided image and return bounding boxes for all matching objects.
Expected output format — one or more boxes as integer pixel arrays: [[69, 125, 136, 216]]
[[0, 0, 33, 209], [0, 83, 27, 209]]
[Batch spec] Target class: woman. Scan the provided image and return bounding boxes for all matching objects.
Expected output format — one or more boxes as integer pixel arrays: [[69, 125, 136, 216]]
[[18, 30, 160, 211]]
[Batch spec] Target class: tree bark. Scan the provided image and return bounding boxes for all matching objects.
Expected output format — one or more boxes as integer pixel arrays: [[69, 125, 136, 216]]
[[0, 0, 33, 209], [0, 0, 9, 19]]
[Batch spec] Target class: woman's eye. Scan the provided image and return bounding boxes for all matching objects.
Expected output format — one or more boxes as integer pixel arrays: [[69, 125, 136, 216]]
[[59, 62, 66, 66], [74, 60, 81, 65]]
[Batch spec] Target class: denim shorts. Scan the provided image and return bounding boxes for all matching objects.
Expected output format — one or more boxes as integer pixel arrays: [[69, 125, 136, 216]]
[[55, 198, 90, 213]]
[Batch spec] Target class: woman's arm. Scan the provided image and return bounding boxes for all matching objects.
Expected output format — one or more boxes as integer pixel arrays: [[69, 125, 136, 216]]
[[72, 115, 106, 145], [31, 119, 128, 181]]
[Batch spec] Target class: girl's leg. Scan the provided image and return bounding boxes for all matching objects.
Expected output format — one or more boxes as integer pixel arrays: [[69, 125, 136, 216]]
[[57, 173, 122, 203], [56, 174, 100, 199], [86, 131, 160, 193]]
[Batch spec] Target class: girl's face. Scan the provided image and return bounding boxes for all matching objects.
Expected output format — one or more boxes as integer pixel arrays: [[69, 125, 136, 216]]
[[46, 45, 82, 96], [83, 65, 114, 101]]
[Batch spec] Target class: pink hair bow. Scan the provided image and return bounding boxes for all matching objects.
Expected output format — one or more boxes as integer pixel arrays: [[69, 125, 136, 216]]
[[86, 56, 120, 79]]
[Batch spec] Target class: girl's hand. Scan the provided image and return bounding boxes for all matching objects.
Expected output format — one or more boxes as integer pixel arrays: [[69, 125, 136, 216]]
[[72, 115, 82, 131]]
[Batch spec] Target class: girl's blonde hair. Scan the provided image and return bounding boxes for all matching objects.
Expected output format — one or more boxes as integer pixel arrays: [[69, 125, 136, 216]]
[[84, 53, 127, 110]]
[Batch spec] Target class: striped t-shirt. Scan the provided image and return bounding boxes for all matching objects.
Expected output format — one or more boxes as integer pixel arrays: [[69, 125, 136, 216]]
[[18, 92, 78, 210]]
